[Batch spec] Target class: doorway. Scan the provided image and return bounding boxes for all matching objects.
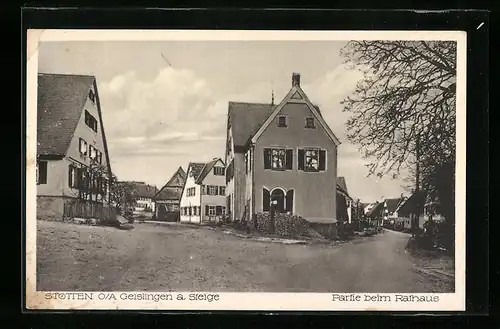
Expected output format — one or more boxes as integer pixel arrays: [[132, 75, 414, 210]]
[[271, 189, 285, 213]]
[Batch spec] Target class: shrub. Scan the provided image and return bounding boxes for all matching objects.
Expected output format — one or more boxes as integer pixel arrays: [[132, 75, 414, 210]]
[[254, 212, 309, 237]]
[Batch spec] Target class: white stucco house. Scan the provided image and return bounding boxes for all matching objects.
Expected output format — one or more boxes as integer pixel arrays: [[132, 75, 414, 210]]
[[179, 158, 226, 224]]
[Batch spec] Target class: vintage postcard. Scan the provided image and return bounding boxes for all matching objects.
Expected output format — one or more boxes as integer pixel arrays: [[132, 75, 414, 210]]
[[25, 29, 466, 311]]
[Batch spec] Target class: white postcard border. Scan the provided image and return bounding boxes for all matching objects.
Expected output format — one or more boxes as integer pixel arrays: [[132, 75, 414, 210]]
[[25, 29, 467, 311]]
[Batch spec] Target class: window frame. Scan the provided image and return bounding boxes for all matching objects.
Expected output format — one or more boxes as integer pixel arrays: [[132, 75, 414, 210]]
[[213, 167, 225, 176], [305, 117, 316, 129], [208, 206, 216, 216], [264, 148, 293, 171], [303, 148, 321, 172], [208, 185, 218, 196], [277, 115, 287, 127], [79, 138, 88, 156], [36, 160, 48, 185]]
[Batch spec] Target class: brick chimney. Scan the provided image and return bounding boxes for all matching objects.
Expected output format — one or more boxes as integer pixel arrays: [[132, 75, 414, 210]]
[[292, 72, 300, 87]]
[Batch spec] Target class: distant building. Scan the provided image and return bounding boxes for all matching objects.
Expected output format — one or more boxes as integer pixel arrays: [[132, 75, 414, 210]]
[[180, 159, 226, 224], [154, 166, 186, 222], [124, 181, 158, 216], [336, 176, 353, 224], [36, 73, 112, 221]]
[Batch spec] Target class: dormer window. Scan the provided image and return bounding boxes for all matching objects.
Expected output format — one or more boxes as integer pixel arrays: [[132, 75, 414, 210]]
[[277, 115, 287, 127], [305, 117, 315, 129]]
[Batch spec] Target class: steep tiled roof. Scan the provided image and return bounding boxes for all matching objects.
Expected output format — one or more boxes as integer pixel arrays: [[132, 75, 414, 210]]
[[397, 191, 427, 217], [385, 198, 404, 213], [195, 158, 224, 184], [188, 162, 206, 181], [127, 182, 158, 199], [337, 177, 349, 196], [155, 167, 187, 201], [228, 102, 277, 148], [366, 202, 384, 218], [37, 73, 96, 156]]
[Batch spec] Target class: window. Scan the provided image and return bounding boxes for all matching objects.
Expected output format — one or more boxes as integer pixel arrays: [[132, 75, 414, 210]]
[[216, 206, 224, 216], [84, 110, 98, 132], [305, 117, 315, 128], [68, 164, 78, 188], [187, 187, 196, 197], [213, 167, 224, 176], [79, 138, 88, 155], [206, 205, 216, 216], [263, 148, 293, 170], [97, 150, 103, 164], [277, 115, 287, 127], [245, 151, 251, 174], [36, 160, 47, 185], [208, 185, 218, 196], [219, 186, 226, 196], [89, 145, 97, 160], [298, 149, 326, 172]]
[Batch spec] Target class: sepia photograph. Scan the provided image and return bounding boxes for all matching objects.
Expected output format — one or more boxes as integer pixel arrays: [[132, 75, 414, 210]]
[[26, 30, 466, 311]]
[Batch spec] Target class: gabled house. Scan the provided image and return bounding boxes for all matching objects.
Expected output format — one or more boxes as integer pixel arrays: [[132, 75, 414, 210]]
[[180, 158, 226, 224], [382, 196, 406, 225], [154, 166, 187, 222], [395, 190, 442, 229], [366, 202, 384, 226], [224, 73, 341, 237], [36, 73, 112, 221], [126, 182, 158, 216]]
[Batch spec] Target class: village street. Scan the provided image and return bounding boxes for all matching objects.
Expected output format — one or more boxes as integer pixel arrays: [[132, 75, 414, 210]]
[[36, 221, 454, 293]]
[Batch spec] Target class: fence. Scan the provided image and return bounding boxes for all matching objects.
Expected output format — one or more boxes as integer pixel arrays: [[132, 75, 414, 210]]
[[63, 200, 116, 222]]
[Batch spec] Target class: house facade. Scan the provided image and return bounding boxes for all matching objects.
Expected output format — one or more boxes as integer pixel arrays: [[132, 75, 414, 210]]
[[126, 182, 158, 217], [36, 73, 112, 221], [225, 73, 341, 235], [336, 176, 353, 224], [154, 166, 186, 222], [180, 159, 226, 224]]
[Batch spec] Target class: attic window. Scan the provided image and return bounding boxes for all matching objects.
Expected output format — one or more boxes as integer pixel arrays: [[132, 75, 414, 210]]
[[84, 110, 98, 132], [305, 117, 315, 129], [277, 115, 287, 127]]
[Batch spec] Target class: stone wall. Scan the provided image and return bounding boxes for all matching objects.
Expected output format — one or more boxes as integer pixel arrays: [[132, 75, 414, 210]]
[[308, 222, 338, 240], [37, 196, 64, 221]]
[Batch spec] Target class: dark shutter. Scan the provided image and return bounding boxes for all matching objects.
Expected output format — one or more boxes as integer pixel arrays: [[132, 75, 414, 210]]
[[298, 149, 305, 170], [264, 148, 271, 169], [38, 161, 47, 184], [263, 188, 270, 211], [205, 205, 209, 215], [319, 150, 326, 171], [216, 206, 223, 215], [77, 168, 83, 188], [245, 154, 248, 173], [68, 165, 73, 187], [286, 149, 293, 170], [286, 189, 294, 213]]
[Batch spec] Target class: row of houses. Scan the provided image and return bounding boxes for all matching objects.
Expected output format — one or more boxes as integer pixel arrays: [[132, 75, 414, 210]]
[[36, 72, 354, 237], [363, 191, 445, 229]]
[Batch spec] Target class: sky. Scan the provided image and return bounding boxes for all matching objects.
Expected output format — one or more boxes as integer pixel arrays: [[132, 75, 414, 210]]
[[38, 40, 407, 203]]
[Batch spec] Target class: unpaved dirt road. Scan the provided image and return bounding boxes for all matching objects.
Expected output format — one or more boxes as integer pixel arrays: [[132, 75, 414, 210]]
[[36, 221, 454, 292]]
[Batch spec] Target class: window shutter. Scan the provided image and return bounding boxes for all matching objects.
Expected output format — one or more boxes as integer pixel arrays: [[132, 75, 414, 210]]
[[216, 206, 222, 215], [286, 189, 294, 213], [286, 149, 293, 170], [263, 188, 270, 211], [263, 148, 271, 169], [319, 150, 326, 171], [77, 168, 83, 188], [39, 161, 47, 184], [298, 149, 305, 170], [68, 165, 73, 187], [219, 186, 223, 195], [205, 205, 209, 216]]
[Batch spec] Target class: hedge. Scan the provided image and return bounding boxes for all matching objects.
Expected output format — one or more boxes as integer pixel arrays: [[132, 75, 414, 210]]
[[254, 212, 309, 237]]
